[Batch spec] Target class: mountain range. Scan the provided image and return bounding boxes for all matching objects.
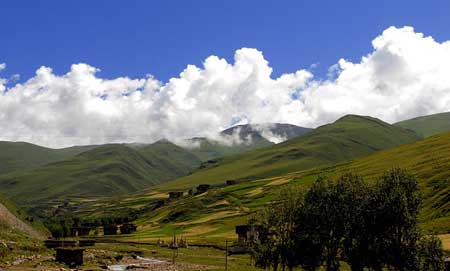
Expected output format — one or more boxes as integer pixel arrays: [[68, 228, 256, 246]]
[[0, 111, 450, 233], [0, 123, 309, 207]]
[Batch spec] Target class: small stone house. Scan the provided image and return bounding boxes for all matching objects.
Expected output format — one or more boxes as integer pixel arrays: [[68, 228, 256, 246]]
[[196, 184, 211, 194], [120, 223, 137, 234], [103, 224, 118, 235], [70, 226, 93, 237], [169, 191, 184, 199], [55, 247, 85, 267]]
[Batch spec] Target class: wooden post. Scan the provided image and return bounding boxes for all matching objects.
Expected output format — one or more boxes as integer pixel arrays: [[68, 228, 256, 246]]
[[172, 248, 175, 265], [172, 231, 177, 265], [225, 240, 228, 271]]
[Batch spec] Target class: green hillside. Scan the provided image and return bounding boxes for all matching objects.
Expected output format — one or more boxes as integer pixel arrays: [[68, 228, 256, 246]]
[[301, 130, 450, 233], [72, 130, 450, 248], [0, 193, 48, 262], [395, 111, 450, 137], [0, 193, 48, 237], [137, 140, 202, 175], [0, 142, 201, 208], [158, 115, 420, 190], [0, 141, 97, 175]]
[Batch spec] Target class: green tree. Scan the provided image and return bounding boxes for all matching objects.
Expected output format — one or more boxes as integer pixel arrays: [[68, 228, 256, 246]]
[[301, 177, 341, 271], [251, 187, 304, 271], [417, 235, 445, 271], [373, 168, 421, 271], [337, 174, 371, 271]]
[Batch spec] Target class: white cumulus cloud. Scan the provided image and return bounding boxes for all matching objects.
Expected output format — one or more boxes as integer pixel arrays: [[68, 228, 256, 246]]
[[1, 26, 450, 148]]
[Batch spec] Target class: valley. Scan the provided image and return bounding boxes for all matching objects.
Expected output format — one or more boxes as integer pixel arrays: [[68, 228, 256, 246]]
[[1, 113, 450, 270]]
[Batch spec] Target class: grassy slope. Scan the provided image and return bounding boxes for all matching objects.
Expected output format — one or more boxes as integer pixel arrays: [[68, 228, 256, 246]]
[[395, 111, 450, 137], [298, 131, 450, 233], [74, 131, 450, 248], [137, 140, 201, 175], [0, 193, 48, 236], [0, 194, 48, 262], [0, 141, 97, 175], [0, 142, 201, 207], [158, 115, 420, 191]]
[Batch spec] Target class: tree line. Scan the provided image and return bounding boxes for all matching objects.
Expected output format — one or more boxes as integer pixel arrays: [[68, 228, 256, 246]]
[[250, 168, 446, 271], [45, 215, 137, 238]]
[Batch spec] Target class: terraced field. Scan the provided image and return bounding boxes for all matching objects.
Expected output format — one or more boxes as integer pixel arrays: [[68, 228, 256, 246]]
[[68, 130, 450, 248]]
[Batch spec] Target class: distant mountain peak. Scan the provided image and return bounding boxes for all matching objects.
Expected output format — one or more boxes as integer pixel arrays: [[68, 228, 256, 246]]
[[221, 123, 311, 144]]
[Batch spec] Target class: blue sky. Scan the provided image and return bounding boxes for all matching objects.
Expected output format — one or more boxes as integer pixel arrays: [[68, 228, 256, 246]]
[[1, 1, 450, 147], [1, 0, 449, 82]]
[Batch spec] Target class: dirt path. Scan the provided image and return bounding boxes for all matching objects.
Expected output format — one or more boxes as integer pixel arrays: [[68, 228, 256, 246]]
[[0, 202, 44, 239]]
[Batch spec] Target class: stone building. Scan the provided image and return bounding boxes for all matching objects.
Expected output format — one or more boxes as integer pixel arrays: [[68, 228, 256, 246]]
[[55, 247, 85, 267], [70, 226, 94, 237], [196, 184, 211, 194], [120, 223, 137, 234], [169, 191, 184, 199], [103, 224, 118, 235]]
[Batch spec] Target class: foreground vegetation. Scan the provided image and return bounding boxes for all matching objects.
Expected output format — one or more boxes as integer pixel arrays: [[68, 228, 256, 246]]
[[251, 169, 446, 271]]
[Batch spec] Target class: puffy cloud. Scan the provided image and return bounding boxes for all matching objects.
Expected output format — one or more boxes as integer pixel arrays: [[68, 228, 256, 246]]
[[294, 26, 450, 127], [1, 26, 450, 148], [0, 49, 311, 148]]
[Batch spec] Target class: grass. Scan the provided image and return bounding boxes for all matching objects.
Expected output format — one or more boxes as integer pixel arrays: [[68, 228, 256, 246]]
[[0, 142, 201, 208], [154, 115, 420, 191], [440, 234, 450, 251], [0, 115, 420, 218], [66, 130, 450, 246], [395, 111, 450, 137], [0, 221, 48, 263], [0, 194, 49, 263], [0, 193, 49, 236], [2, 114, 449, 254], [0, 141, 96, 175]]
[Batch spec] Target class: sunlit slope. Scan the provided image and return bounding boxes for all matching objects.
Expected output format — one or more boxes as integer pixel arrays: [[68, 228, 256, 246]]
[[0, 141, 97, 175], [159, 115, 420, 190], [0, 142, 201, 206], [86, 131, 450, 243], [300, 130, 450, 232], [395, 111, 450, 137]]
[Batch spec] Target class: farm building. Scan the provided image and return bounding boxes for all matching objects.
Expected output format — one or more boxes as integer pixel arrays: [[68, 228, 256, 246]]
[[196, 184, 211, 194], [169, 191, 184, 199], [70, 226, 94, 237], [55, 247, 85, 267], [120, 223, 137, 234], [103, 224, 118, 235]]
